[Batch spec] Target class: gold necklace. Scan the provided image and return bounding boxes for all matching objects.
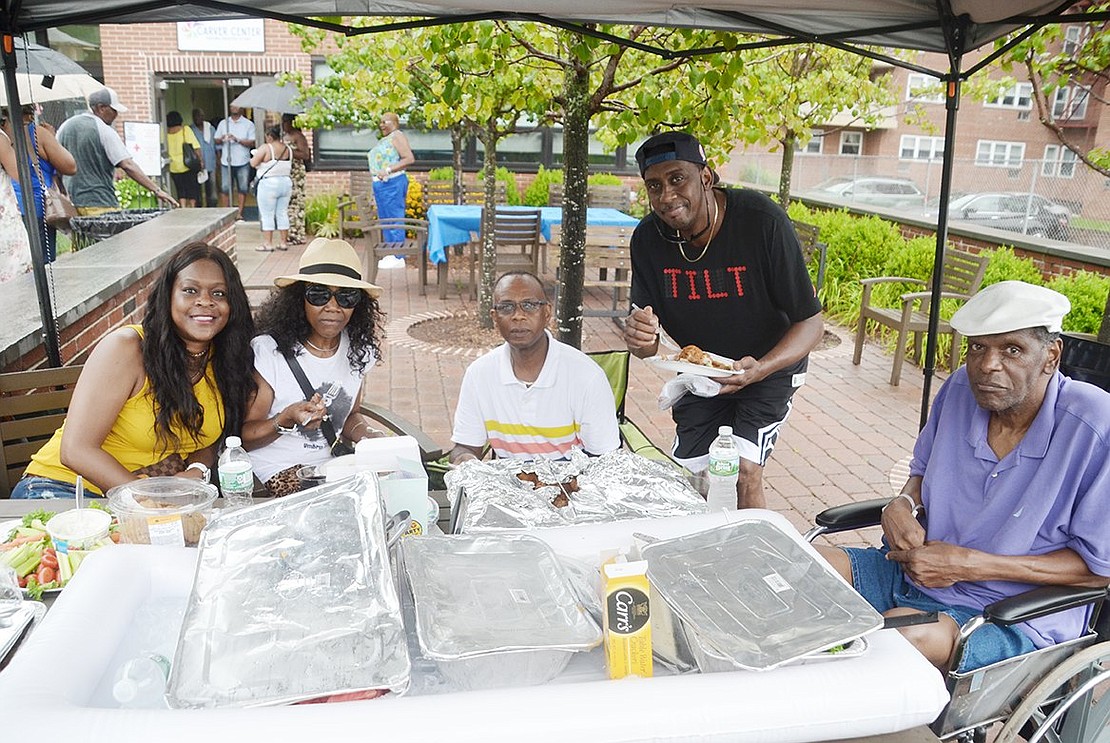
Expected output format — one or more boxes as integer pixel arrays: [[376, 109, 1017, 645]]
[[305, 338, 339, 355], [677, 191, 720, 264], [185, 345, 210, 359]]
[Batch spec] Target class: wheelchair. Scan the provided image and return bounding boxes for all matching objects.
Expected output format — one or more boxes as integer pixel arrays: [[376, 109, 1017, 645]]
[[805, 498, 1110, 743]]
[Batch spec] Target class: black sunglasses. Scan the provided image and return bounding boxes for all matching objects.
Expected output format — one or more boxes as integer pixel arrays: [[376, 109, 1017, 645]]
[[304, 284, 363, 309]]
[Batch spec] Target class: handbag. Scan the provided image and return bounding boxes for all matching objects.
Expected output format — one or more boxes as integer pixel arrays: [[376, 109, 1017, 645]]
[[282, 352, 354, 458], [44, 182, 77, 230], [132, 452, 187, 478], [182, 142, 201, 173]]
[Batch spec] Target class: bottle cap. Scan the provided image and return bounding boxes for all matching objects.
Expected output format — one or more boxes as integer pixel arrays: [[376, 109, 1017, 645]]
[[718, 425, 733, 436], [225, 435, 242, 448], [113, 678, 138, 703]]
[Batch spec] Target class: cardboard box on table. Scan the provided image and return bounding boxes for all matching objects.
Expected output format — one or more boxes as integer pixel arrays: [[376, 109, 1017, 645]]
[[326, 436, 432, 535]]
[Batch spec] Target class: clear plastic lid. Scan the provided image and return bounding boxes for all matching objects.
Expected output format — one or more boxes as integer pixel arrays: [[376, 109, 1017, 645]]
[[106, 477, 218, 516]]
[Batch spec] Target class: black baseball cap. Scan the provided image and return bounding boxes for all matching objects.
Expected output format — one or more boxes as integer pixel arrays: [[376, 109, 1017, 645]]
[[635, 131, 719, 184]]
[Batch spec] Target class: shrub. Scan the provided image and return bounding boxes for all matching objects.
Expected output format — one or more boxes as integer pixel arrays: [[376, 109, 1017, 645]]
[[406, 180, 426, 220], [305, 192, 340, 238], [980, 246, 1045, 288], [496, 166, 521, 206], [427, 166, 454, 181], [523, 165, 563, 206], [587, 172, 622, 186], [1049, 271, 1110, 335]]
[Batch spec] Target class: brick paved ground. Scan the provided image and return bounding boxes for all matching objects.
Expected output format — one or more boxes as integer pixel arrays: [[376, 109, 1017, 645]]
[[237, 223, 942, 546]]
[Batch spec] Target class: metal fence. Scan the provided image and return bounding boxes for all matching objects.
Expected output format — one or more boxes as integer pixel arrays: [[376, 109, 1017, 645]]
[[733, 153, 1110, 249]]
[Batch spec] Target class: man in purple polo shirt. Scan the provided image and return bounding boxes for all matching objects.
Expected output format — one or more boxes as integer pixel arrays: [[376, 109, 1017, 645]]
[[820, 281, 1110, 672]]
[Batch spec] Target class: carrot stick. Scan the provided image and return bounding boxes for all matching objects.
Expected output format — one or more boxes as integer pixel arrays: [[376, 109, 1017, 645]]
[[0, 534, 47, 551]]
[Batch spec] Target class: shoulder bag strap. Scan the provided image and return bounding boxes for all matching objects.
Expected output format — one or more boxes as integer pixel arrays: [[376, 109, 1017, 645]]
[[283, 351, 340, 446]]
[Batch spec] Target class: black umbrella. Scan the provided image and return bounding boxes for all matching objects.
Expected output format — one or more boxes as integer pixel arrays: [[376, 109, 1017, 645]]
[[230, 81, 306, 113], [9, 37, 89, 76]]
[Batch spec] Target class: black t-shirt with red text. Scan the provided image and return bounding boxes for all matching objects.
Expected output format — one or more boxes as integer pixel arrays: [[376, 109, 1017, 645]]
[[630, 188, 821, 381]]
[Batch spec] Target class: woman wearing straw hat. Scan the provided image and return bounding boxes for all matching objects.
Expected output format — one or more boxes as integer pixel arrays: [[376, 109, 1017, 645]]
[[241, 238, 387, 496]]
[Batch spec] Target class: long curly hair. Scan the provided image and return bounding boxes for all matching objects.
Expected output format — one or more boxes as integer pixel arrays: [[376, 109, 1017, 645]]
[[142, 242, 257, 452], [255, 282, 384, 374]]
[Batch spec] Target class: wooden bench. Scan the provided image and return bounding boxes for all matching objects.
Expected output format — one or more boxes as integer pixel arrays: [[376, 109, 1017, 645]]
[[792, 220, 828, 299], [0, 365, 82, 498], [550, 224, 635, 318], [338, 171, 376, 242]]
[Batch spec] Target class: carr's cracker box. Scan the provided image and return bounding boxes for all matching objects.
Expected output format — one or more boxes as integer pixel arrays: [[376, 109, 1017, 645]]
[[602, 560, 653, 679]]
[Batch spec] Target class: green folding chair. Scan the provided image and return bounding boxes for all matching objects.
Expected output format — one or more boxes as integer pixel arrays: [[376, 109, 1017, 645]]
[[586, 350, 688, 474]]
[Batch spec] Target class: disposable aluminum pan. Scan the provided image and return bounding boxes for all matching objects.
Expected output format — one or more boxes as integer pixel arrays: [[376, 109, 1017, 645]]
[[166, 473, 411, 707], [400, 534, 602, 691], [643, 518, 883, 672], [445, 449, 706, 533], [691, 632, 870, 673]]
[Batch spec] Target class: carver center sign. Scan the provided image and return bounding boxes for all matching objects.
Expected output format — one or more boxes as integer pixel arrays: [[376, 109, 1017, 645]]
[[177, 20, 265, 52]]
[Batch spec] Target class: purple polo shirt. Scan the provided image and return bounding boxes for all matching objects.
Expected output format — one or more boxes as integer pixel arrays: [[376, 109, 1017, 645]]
[[910, 368, 1110, 648]]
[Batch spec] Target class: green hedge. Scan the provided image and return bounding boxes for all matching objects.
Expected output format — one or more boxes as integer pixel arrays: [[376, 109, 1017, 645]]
[[786, 202, 1109, 369]]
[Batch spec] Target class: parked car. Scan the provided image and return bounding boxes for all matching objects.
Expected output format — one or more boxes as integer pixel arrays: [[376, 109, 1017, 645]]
[[942, 192, 1071, 239], [809, 176, 927, 209]]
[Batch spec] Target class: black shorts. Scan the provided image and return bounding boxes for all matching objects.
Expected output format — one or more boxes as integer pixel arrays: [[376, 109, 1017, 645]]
[[671, 370, 803, 468], [171, 171, 201, 201]]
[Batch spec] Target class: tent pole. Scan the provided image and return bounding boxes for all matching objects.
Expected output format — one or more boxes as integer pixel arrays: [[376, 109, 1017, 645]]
[[1, 34, 62, 368], [919, 66, 962, 429]]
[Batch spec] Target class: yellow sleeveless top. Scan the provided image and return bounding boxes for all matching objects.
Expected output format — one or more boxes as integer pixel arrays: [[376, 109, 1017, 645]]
[[25, 325, 226, 494]]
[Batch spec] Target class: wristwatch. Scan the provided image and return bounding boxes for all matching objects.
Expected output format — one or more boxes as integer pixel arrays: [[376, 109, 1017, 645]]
[[186, 462, 210, 483]]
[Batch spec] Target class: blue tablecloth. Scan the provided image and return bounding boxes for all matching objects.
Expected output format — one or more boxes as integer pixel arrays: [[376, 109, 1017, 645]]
[[426, 205, 641, 264]]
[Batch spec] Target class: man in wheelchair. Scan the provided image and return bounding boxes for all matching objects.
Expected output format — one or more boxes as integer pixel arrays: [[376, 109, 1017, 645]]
[[819, 281, 1110, 673]]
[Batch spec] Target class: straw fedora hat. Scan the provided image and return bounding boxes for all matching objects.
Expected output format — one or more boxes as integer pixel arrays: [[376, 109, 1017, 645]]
[[274, 238, 382, 298]]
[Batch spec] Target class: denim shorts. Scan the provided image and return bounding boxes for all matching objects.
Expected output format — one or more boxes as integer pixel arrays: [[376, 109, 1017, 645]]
[[10, 475, 83, 499], [844, 546, 1038, 672], [221, 163, 251, 195]]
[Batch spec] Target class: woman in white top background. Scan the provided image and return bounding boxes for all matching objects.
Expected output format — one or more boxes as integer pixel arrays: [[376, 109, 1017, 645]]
[[249, 125, 293, 252]]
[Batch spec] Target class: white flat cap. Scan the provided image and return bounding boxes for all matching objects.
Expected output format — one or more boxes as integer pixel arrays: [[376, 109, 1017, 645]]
[[950, 280, 1070, 336]]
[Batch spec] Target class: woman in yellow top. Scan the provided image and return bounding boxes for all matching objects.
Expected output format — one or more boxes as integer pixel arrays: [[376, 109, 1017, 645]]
[[166, 110, 202, 207], [13, 242, 258, 498]]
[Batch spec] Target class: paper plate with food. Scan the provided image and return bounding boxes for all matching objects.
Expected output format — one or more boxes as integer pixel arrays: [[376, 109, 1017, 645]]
[[647, 344, 739, 378], [0, 508, 118, 599]]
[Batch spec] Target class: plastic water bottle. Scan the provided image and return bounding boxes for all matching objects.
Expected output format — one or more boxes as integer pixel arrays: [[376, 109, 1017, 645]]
[[218, 435, 254, 509], [112, 653, 170, 708], [706, 425, 740, 512]]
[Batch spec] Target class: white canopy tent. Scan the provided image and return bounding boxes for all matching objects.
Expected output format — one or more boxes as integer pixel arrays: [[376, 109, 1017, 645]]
[[2, 0, 1107, 421]]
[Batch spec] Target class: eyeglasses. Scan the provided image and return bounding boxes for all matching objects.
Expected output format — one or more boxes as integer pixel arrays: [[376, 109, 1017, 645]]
[[304, 284, 363, 309], [492, 300, 549, 317]]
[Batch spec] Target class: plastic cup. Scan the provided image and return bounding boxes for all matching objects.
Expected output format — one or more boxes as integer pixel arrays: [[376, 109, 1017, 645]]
[[296, 464, 327, 491], [44, 508, 112, 553]]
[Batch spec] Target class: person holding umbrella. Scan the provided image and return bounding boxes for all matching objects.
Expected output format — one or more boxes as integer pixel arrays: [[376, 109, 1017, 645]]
[[1, 104, 76, 263]]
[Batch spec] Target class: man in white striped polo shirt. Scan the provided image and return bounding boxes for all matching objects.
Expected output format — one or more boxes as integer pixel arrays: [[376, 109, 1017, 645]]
[[450, 271, 620, 463]]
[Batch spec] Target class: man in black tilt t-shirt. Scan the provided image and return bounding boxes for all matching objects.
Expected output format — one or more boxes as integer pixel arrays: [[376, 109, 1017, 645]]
[[623, 132, 823, 509]]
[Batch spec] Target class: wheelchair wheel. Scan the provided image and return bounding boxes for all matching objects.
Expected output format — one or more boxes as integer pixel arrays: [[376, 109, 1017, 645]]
[[995, 642, 1110, 743]]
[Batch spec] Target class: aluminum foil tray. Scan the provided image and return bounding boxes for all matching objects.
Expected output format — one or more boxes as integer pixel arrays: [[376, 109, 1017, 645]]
[[400, 534, 602, 690], [643, 518, 883, 672], [445, 449, 706, 532], [166, 473, 411, 707]]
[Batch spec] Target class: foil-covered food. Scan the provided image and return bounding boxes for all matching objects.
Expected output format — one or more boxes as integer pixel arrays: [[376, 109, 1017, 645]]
[[166, 474, 411, 707], [445, 449, 707, 532], [399, 533, 602, 691]]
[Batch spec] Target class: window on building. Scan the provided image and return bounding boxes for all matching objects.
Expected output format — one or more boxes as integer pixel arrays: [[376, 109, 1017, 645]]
[[906, 73, 944, 104], [839, 131, 862, 155], [793, 130, 823, 155], [899, 135, 944, 161], [1063, 26, 1084, 56], [985, 82, 1033, 110], [1042, 145, 1078, 178], [1052, 85, 1090, 121], [975, 140, 1025, 168]]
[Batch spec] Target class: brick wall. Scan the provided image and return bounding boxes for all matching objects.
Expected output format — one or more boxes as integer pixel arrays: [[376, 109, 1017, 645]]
[[2, 222, 235, 373]]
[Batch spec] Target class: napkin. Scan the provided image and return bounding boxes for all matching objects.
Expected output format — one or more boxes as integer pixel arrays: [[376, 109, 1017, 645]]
[[658, 373, 722, 410]]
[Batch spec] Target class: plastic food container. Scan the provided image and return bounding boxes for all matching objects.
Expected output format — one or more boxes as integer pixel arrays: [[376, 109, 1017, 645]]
[[643, 519, 883, 672], [107, 477, 217, 547], [45, 508, 112, 552], [400, 534, 602, 691]]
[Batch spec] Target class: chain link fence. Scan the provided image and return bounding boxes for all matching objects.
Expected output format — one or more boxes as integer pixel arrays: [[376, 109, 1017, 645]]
[[733, 153, 1110, 250]]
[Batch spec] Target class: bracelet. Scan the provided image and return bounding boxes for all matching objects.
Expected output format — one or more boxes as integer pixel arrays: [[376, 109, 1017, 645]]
[[355, 420, 385, 438], [186, 462, 210, 483], [274, 418, 297, 435], [882, 492, 924, 518]]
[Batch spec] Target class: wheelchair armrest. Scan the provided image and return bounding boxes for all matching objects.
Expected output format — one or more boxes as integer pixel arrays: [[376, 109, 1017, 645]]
[[982, 585, 1109, 627], [813, 498, 889, 533]]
